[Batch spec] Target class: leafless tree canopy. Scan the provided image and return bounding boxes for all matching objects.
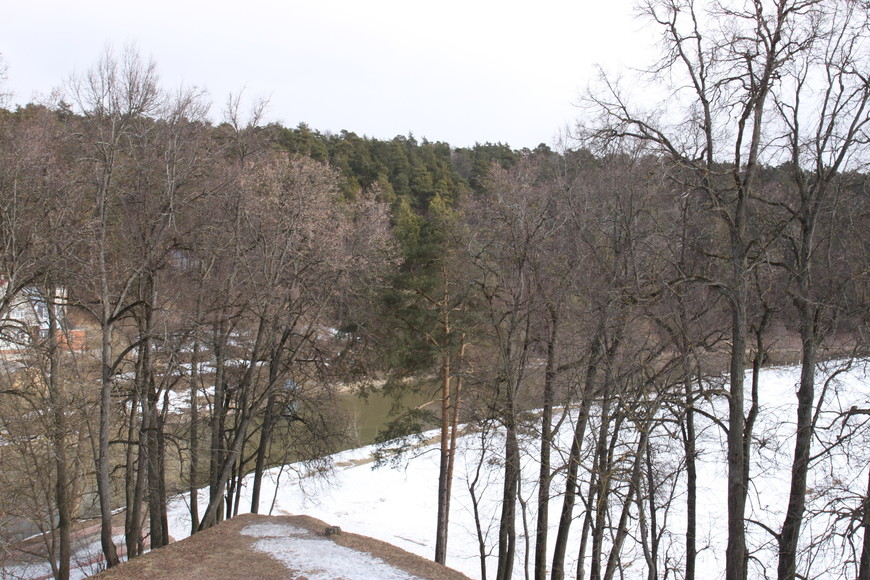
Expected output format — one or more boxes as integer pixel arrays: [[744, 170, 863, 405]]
[[0, 13, 868, 579]]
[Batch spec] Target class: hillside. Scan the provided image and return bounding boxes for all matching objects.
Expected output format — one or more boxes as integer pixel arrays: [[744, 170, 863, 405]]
[[92, 513, 468, 580], [153, 360, 870, 580]]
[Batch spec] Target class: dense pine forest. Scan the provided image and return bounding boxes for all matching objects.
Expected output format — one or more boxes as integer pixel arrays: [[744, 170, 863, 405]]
[[1, 0, 870, 579]]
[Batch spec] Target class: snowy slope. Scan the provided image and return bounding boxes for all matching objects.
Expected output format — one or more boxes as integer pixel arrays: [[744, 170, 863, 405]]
[[167, 360, 870, 579]]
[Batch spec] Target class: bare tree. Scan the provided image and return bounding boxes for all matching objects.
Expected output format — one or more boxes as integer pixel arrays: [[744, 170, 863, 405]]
[[768, 3, 870, 577], [581, 1, 842, 576], [101, 85, 211, 555], [463, 155, 572, 580], [645, 172, 727, 580], [66, 45, 161, 567], [0, 100, 91, 579], [197, 152, 391, 529]]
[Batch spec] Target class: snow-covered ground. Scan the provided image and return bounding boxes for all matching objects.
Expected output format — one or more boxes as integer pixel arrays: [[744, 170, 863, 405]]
[[241, 522, 421, 580], [6, 361, 868, 579], [160, 359, 870, 580]]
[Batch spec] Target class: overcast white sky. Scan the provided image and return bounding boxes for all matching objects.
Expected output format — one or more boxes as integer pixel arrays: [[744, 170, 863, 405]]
[[2, 1, 652, 149]]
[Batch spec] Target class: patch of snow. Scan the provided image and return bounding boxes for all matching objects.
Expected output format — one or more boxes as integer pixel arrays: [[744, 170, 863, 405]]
[[240, 522, 309, 537], [176, 362, 218, 375], [2, 533, 125, 580], [165, 386, 215, 415], [240, 523, 421, 580]]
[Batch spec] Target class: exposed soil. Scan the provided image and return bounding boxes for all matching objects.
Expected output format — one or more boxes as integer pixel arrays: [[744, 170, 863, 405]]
[[93, 513, 470, 580]]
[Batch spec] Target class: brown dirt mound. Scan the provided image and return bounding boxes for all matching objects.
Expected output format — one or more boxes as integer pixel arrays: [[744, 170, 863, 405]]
[[94, 513, 470, 580]]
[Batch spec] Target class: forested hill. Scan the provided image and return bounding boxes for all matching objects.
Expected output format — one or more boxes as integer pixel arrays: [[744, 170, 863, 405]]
[[269, 122, 521, 205]]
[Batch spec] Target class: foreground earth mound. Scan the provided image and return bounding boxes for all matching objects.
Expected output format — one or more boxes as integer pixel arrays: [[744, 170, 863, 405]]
[[94, 513, 469, 580]]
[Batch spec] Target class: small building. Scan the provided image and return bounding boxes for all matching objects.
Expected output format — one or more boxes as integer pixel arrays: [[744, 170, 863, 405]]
[[0, 276, 84, 355]]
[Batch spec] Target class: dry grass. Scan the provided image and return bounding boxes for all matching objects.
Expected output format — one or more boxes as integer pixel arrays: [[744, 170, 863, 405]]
[[93, 513, 470, 580]]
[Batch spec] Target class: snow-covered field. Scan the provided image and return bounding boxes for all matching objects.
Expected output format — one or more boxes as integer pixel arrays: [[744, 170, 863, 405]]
[[160, 359, 870, 580]]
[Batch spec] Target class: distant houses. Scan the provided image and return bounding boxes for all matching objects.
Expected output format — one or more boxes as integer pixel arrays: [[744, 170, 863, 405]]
[[0, 277, 85, 355]]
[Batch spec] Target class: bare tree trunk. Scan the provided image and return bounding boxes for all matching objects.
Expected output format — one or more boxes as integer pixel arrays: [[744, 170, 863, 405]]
[[726, 194, 751, 580], [189, 338, 200, 535], [97, 313, 120, 567], [203, 318, 268, 528], [549, 395, 592, 580], [207, 318, 228, 526], [642, 433, 660, 580], [46, 286, 71, 580], [225, 470, 236, 521], [157, 409, 169, 544], [777, 307, 816, 579], [95, 167, 121, 564], [435, 349, 452, 564], [199, 410, 252, 529], [589, 395, 618, 580], [133, 420, 148, 555], [859, 466, 870, 580], [250, 393, 276, 514], [683, 376, 697, 580], [518, 473, 532, 580], [726, 288, 747, 580], [534, 307, 558, 580], [774, 8, 870, 572], [124, 386, 143, 558], [231, 422, 248, 518], [468, 428, 490, 580], [576, 475, 596, 580], [146, 402, 169, 548], [130, 273, 168, 551], [550, 397, 592, 580], [70, 48, 160, 568], [123, 350, 147, 558], [444, 340, 465, 551], [603, 425, 651, 580], [496, 419, 520, 580], [551, 331, 604, 580]]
